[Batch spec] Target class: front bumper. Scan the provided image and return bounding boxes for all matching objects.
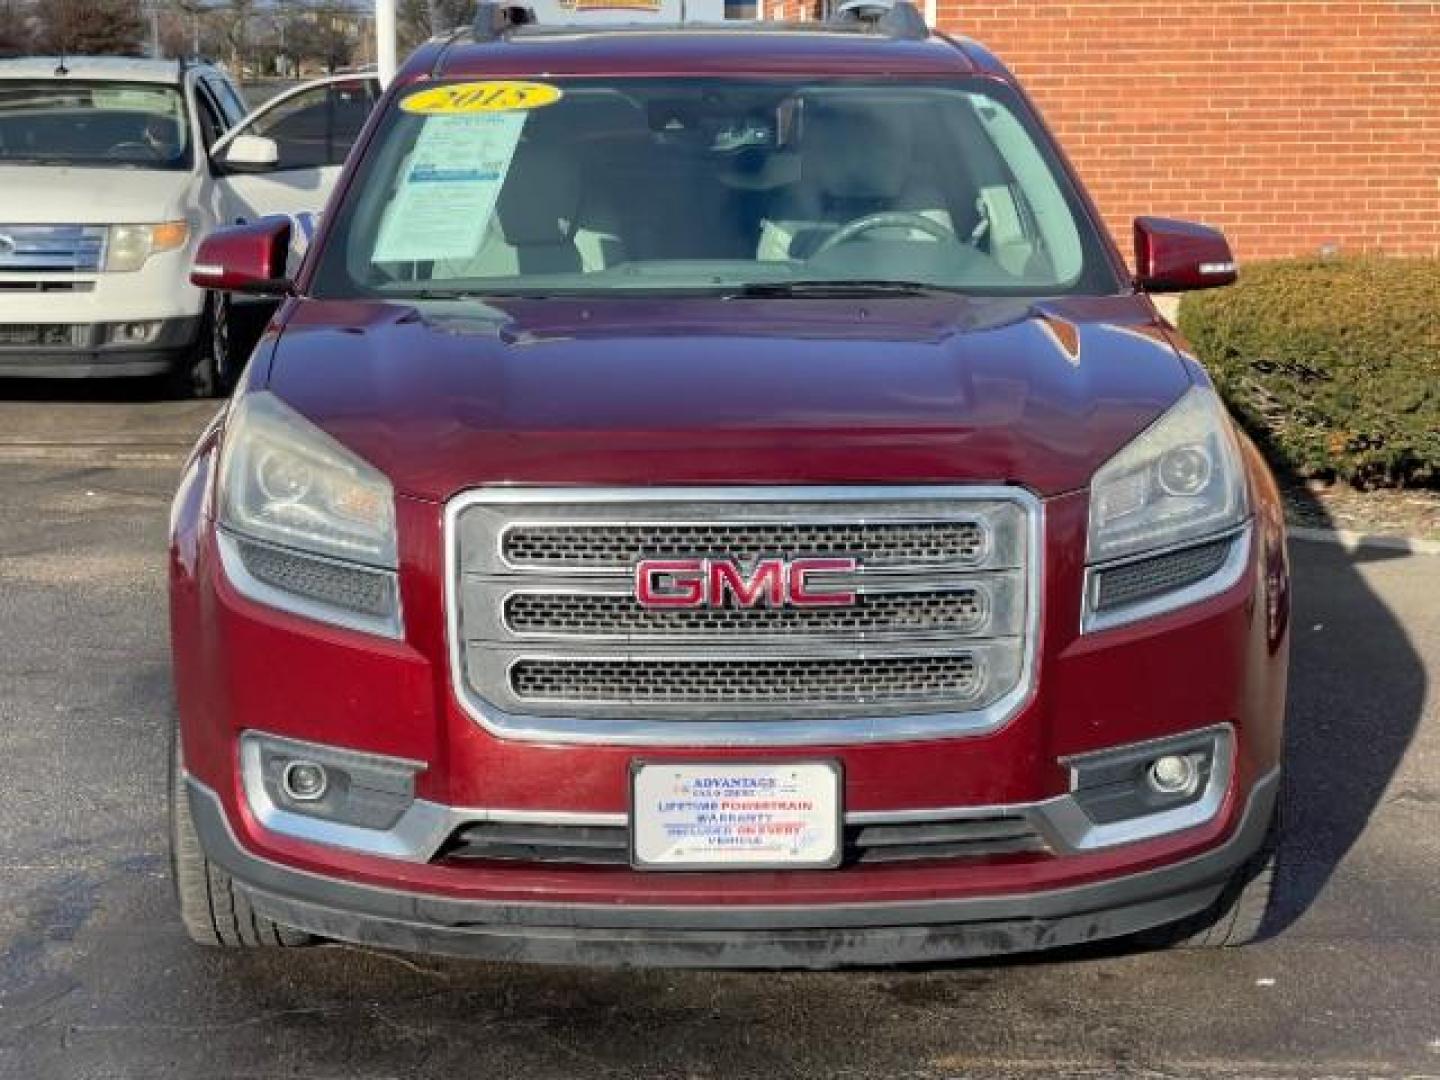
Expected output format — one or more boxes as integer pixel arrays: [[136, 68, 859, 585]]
[[189, 768, 1278, 968], [0, 315, 198, 378]]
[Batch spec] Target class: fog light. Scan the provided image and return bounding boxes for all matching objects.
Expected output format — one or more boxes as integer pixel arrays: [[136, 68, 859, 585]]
[[281, 760, 329, 802], [1061, 726, 1225, 829], [107, 321, 161, 344], [1148, 754, 1200, 796], [244, 733, 422, 832]]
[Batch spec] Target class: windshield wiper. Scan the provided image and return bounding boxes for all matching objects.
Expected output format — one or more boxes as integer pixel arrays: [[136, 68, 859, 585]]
[[725, 280, 963, 299], [384, 288, 561, 301]]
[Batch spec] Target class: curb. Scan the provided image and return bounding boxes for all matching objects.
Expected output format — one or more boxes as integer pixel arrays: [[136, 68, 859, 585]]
[[1288, 525, 1440, 557]]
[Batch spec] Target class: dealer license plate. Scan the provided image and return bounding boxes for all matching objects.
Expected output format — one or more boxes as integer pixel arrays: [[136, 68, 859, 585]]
[[630, 761, 842, 870]]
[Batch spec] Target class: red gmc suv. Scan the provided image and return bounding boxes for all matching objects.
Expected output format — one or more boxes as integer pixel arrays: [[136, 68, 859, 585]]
[[168, 2, 1290, 967]]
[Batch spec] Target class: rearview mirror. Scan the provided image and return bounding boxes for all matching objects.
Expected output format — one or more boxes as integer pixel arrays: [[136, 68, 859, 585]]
[[222, 134, 280, 171], [1133, 217, 1237, 292], [190, 218, 292, 295]]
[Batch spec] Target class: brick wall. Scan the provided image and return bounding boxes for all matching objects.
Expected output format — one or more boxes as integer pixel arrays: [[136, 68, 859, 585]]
[[770, 1, 1440, 261]]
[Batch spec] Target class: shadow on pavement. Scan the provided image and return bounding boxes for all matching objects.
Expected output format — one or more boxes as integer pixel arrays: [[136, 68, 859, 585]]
[[0, 374, 178, 404], [1264, 472, 1428, 935]]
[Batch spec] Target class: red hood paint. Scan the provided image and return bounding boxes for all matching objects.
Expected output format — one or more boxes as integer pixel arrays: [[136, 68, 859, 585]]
[[263, 292, 1190, 502]]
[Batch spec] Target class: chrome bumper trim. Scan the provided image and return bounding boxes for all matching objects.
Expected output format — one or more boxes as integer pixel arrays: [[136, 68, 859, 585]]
[[238, 725, 1235, 864]]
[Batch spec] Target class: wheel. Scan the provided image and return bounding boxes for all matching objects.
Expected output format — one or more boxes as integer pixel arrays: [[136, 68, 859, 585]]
[[169, 718, 312, 948], [1154, 811, 1280, 949], [167, 292, 233, 399]]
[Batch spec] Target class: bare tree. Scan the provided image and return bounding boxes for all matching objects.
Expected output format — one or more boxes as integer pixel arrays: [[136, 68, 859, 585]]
[[398, 0, 475, 53], [205, 0, 258, 73], [0, 0, 34, 57], [164, 0, 209, 58], [35, 0, 147, 55], [285, 0, 359, 73]]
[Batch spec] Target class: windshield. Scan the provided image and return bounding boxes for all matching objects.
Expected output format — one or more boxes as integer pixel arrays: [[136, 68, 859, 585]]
[[0, 80, 192, 170], [311, 77, 1120, 299]]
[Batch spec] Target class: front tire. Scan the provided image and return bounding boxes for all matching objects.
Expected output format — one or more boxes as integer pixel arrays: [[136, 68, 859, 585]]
[[1154, 812, 1280, 949], [167, 292, 233, 400], [169, 718, 311, 948]]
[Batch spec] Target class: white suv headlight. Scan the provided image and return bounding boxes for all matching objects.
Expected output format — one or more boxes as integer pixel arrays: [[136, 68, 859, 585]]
[[216, 390, 402, 637], [105, 222, 189, 272], [1083, 386, 1251, 631]]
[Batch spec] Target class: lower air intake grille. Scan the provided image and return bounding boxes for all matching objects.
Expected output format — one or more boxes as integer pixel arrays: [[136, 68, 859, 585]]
[[0, 323, 88, 347], [1092, 535, 1235, 612], [509, 654, 985, 706], [438, 814, 1048, 867]]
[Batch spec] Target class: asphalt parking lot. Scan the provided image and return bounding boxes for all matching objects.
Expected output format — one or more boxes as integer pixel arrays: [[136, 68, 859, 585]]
[[0, 386, 1436, 1080]]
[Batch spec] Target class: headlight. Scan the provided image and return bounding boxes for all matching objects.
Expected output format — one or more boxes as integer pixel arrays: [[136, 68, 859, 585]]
[[105, 221, 189, 272], [1088, 387, 1248, 563], [1083, 387, 1251, 631], [216, 390, 401, 637]]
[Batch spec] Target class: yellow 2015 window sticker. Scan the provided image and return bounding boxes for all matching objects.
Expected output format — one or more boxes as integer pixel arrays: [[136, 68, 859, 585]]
[[400, 80, 562, 115]]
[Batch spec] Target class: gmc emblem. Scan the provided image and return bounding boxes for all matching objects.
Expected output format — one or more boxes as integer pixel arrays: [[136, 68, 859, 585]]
[[635, 557, 858, 609]]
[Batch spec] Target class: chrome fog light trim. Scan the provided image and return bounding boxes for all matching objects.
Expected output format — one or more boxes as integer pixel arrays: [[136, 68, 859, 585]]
[[240, 733, 444, 861], [240, 733, 629, 863], [1034, 724, 1234, 852]]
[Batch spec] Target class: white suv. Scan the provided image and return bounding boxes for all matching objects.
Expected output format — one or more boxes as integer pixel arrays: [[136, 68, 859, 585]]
[[0, 57, 379, 396]]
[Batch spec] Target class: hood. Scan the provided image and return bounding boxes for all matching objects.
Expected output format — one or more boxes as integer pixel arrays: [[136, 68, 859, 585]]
[[265, 293, 1192, 501], [0, 165, 192, 224]]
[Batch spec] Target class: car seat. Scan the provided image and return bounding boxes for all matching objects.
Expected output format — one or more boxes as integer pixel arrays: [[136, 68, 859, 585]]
[[757, 103, 954, 262], [435, 139, 626, 279]]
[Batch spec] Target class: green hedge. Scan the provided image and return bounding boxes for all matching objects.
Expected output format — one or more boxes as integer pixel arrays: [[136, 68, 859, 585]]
[[1179, 258, 1440, 488]]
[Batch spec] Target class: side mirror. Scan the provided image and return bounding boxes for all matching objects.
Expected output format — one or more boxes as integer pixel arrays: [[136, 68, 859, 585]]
[[190, 218, 292, 295], [221, 134, 280, 171], [1133, 217, 1237, 292]]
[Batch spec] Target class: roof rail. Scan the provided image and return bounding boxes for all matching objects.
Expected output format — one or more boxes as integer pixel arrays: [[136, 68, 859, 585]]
[[472, 2, 538, 41], [829, 0, 928, 40]]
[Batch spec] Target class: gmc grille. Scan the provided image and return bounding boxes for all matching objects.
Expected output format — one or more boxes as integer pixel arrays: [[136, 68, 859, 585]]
[[450, 488, 1036, 742]]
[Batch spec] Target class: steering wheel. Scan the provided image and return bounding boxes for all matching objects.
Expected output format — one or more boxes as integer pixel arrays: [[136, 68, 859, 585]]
[[809, 211, 957, 258]]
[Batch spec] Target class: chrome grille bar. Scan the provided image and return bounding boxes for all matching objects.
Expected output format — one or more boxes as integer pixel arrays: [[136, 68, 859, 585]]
[[468, 571, 1026, 643], [446, 486, 1041, 746], [0, 225, 106, 273], [501, 518, 991, 570], [504, 585, 994, 638], [509, 653, 986, 707], [0, 323, 89, 347]]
